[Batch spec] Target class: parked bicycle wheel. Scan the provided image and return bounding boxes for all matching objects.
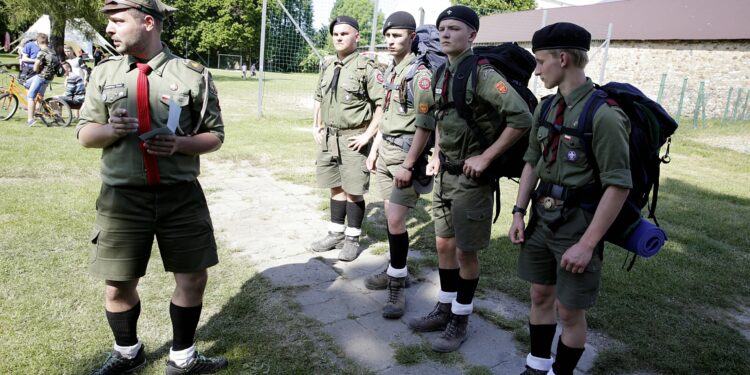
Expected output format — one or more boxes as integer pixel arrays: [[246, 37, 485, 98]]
[[0, 93, 19, 121], [39, 97, 73, 127]]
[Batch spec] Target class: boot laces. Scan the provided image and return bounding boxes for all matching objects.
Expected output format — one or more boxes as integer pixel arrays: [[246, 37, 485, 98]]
[[442, 315, 460, 338], [387, 282, 402, 303]]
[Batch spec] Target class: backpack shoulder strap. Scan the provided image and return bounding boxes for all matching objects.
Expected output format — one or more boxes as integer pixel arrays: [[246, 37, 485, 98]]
[[577, 88, 616, 187], [452, 55, 486, 148]]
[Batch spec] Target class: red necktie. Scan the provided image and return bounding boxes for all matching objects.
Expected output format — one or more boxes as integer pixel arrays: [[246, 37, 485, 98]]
[[383, 71, 396, 112], [440, 68, 451, 104], [545, 97, 566, 165], [136, 63, 160, 185]]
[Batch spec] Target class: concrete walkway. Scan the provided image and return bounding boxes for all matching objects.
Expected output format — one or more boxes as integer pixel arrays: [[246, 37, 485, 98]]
[[201, 159, 598, 374]]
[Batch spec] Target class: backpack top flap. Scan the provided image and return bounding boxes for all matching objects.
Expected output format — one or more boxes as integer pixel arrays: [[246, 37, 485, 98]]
[[409, 24, 446, 77], [473, 43, 536, 87]]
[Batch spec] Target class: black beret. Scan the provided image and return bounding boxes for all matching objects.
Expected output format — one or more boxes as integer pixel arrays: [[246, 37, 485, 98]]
[[436, 5, 479, 32], [532, 22, 591, 52], [383, 11, 416, 34], [329, 16, 359, 35]]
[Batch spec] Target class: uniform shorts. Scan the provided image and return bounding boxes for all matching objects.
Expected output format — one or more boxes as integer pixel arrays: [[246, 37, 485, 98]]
[[316, 128, 370, 196], [432, 172, 493, 251], [517, 204, 603, 310], [374, 140, 421, 208], [88, 180, 218, 281]]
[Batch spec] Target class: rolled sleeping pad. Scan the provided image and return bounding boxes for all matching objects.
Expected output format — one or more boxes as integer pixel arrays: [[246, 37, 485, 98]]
[[612, 218, 667, 258]]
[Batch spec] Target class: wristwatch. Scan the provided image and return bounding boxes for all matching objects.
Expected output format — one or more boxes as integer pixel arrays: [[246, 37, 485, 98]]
[[512, 205, 527, 216]]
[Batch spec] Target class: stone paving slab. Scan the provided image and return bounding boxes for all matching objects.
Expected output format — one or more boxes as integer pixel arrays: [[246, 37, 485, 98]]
[[201, 160, 601, 374]]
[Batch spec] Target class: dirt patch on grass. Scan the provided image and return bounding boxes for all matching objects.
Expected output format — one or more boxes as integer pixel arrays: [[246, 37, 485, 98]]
[[694, 135, 750, 154]]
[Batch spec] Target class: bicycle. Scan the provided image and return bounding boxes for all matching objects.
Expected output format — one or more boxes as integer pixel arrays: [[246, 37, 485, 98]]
[[0, 70, 73, 127]]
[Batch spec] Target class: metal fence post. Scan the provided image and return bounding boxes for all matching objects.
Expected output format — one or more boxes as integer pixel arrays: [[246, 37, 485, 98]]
[[732, 88, 743, 121], [369, 0, 379, 52], [693, 81, 705, 129], [257, 0, 268, 118], [722, 87, 734, 125], [598, 23, 612, 84], [656, 73, 667, 104], [675, 77, 687, 123], [741, 90, 749, 121]]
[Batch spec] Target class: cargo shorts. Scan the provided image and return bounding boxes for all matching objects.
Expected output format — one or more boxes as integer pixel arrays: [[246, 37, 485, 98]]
[[88, 181, 218, 281], [432, 171, 493, 251], [374, 140, 421, 208], [316, 127, 370, 196], [518, 203, 603, 310]]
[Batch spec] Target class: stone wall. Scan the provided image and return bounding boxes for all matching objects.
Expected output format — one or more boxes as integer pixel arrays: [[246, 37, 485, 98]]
[[533, 40, 750, 119]]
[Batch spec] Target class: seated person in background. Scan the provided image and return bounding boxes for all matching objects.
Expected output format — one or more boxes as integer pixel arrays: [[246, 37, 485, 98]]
[[58, 61, 86, 115]]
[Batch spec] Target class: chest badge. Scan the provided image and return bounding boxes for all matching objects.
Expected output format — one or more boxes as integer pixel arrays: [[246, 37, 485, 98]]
[[345, 94, 351, 101], [566, 150, 578, 162], [170, 84, 178, 91]]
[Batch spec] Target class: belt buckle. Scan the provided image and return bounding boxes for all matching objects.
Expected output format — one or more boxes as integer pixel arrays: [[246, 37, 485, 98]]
[[542, 197, 555, 210]]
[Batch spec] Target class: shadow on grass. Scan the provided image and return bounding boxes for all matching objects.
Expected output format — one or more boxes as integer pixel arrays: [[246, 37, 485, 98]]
[[480, 177, 750, 374]]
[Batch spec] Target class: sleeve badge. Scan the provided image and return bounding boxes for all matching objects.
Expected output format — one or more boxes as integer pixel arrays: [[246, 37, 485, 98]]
[[418, 77, 431, 91], [495, 82, 508, 94], [419, 103, 429, 114], [376, 72, 385, 84]]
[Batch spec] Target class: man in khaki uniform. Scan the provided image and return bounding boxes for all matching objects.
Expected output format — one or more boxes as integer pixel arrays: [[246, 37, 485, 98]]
[[78, 1, 227, 374], [508, 23, 631, 375], [310, 16, 385, 261], [363, 11, 435, 319], [408, 5, 532, 353]]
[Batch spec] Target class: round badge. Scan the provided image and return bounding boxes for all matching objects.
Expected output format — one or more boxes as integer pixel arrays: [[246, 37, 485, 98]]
[[567, 150, 578, 162], [170, 83, 178, 91], [376, 72, 384, 84], [418, 77, 431, 90]]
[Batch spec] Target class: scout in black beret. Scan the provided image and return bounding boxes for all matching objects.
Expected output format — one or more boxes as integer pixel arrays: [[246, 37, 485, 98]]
[[329, 16, 359, 35], [532, 22, 591, 52], [436, 5, 479, 31], [383, 11, 416, 34]]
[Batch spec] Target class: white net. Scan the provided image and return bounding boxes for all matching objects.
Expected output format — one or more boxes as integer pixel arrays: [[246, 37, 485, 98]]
[[217, 54, 243, 70]]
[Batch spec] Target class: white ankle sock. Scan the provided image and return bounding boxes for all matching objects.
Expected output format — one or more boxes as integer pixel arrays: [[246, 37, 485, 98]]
[[386, 265, 408, 278], [113, 341, 142, 359], [169, 344, 196, 368]]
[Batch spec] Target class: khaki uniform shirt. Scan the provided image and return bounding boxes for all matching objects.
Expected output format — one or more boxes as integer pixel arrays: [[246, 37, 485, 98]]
[[77, 46, 224, 186], [434, 48, 532, 161], [523, 78, 632, 189], [315, 51, 385, 129], [380, 53, 435, 136]]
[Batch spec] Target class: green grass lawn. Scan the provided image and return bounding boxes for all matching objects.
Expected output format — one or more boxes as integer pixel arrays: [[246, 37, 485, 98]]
[[1, 68, 749, 374]]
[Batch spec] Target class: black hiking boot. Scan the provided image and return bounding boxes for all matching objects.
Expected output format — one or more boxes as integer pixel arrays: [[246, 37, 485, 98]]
[[309, 231, 345, 252], [89, 345, 146, 375], [382, 276, 406, 319], [431, 313, 469, 353], [407, 302, 451, 332], [165, 352, 228, 374], [337, 235, 360, 261]]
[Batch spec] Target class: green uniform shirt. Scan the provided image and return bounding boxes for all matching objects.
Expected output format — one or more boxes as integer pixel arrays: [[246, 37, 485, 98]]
[[523, 78, 632, 189], [434, 48, 532, 161], [379, 52, 435, 136], [77, 46, 224, 187], [315, 51, 385, 129]]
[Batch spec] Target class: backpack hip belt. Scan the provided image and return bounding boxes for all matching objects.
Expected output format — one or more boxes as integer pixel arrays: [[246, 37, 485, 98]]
[[438, 151, 464, 175]]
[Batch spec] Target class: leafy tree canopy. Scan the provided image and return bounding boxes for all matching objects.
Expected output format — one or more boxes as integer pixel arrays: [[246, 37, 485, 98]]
[[450, 0, 536, 16]]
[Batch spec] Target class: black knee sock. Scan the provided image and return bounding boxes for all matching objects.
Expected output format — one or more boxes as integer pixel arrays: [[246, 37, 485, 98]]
[[170, 302, 203, 351], [330, 199, 347, 226], [438, 268, 460, 293], [552, 339, 585, 375], [529, 322, 557, 359], [106, 301, 140, 347], [388, 230, 409, 269], [346, 200, 365, 230], [456, 276, 479, 305]]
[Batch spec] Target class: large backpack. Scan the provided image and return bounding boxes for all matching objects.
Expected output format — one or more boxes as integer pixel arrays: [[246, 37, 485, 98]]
[[398, 24, 447, 109], [538, 82, 678, 264], [434, 42, 537, 221], [435, 42, 538, 180]]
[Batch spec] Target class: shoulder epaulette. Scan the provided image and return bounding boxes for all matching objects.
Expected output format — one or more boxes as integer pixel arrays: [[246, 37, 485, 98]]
[[182, 59, 205, 73], [98, 55, 123, 65]]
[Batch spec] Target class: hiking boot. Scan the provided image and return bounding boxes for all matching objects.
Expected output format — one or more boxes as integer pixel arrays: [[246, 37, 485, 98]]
[[431, 313, 469, 353], [364, 267, 412, 290], [309, 231, 345, 252], [382, 276, 406, 319], [407, 302, 451, 332], [520, 366, 550, 375], [165, 352, 228, 374], [337, 235, 360, 261], [89, 345, 146, 375]]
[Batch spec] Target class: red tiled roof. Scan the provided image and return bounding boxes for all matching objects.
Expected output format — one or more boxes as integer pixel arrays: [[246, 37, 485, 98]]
[[475, 0, 749, 43]]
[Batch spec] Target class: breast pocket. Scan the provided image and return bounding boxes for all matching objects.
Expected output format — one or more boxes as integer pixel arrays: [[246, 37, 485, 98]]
[[101, 85, 127, 112], [536, 125, 550, 146], [560, 132, 588, 166], [157, 89, 192, 133], [341, 79, 363, 104]]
